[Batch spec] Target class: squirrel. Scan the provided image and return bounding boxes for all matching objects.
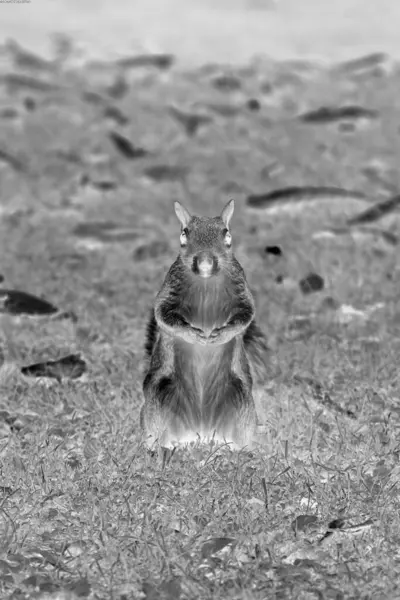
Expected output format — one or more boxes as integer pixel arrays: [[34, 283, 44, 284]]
[[140, 199, 269, 450]]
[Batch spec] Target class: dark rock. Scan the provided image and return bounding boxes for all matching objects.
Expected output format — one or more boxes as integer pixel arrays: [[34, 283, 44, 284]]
[[299, 273, 324, 294], [265, 245, 282, 256]]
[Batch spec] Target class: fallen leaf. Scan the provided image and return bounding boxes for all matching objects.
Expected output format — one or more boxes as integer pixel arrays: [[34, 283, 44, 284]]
[[0, 289, 59, 316], [115, 53, 174, 70], [0, 72, 59, 93], [291, 514, 319, 534], [143, 164, 188, 182], [68, 577, 91, 597], [104, 105, 129, 126], [299, 105, 378, 124], [169, 105, 212, 136], [333, 52, 389, 75], [201, 537, 236, 559], [348, 194, 400, 225], [21, 354, 87, 382], [212, 73, 242, 91], [133, 240, 169, 261], [246, 186, 367, 210], [109, 131, 148, 159]]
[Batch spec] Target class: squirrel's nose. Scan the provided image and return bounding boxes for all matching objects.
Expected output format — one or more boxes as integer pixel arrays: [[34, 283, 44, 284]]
[[193, 252, 218, 278]]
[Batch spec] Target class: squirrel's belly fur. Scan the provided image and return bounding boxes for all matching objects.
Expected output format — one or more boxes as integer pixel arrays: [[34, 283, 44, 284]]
[[175, 338, 233, 407], [173, 336, 245, 440], [179, 278, 238, 432]]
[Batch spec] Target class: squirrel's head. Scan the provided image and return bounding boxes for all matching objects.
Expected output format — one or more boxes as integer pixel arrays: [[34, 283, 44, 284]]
[[174, 200, 235, 279]]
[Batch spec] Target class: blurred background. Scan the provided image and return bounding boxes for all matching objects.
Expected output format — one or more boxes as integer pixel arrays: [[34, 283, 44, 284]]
[[0, 0, 398, 66]]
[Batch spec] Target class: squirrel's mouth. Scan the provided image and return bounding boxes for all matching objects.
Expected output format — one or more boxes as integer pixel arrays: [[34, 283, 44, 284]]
[[192, 253, 219, 278], [198, 264, 213, 278]]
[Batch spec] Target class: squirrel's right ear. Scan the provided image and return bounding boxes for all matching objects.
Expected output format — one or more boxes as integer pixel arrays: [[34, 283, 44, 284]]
[[174, 201, 192, 229]]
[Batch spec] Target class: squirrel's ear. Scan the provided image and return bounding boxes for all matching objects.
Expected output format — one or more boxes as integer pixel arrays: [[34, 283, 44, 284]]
[[221, 199, 234, 228], [174, 201, 191, 229]]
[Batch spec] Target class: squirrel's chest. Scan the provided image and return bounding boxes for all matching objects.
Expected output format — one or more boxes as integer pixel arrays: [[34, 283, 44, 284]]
[[186, 280, 232, 332]]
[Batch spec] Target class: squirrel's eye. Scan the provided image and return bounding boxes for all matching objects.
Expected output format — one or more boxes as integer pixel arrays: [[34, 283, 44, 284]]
[[224, 229, 232, 246], [180, 228, 188, 246]]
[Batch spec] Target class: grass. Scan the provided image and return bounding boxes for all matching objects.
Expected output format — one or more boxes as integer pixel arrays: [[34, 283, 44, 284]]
[[0, 45, 399, 599]]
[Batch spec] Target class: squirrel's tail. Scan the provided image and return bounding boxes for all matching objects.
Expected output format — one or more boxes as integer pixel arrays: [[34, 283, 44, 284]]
[[243, 320, 271, 384], [144, 309, 158, 358], [139, 309, 160, 378]]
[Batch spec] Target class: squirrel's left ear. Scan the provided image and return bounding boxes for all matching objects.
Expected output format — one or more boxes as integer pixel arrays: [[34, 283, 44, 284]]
[[221, 199, 234, 228]]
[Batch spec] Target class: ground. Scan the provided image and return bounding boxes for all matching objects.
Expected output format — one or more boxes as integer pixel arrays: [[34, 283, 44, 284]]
[[0, 38, 399, 600]]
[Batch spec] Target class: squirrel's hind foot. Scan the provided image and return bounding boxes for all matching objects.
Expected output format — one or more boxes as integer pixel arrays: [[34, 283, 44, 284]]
[[141, 423, 258, 454]]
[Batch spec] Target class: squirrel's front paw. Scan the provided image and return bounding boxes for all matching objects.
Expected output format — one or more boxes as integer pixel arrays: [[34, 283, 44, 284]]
[[208, 327, 225, 344], [209, 325, 238, 345], [190, 326, 208, 345], [209, 327, 221, 338]]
